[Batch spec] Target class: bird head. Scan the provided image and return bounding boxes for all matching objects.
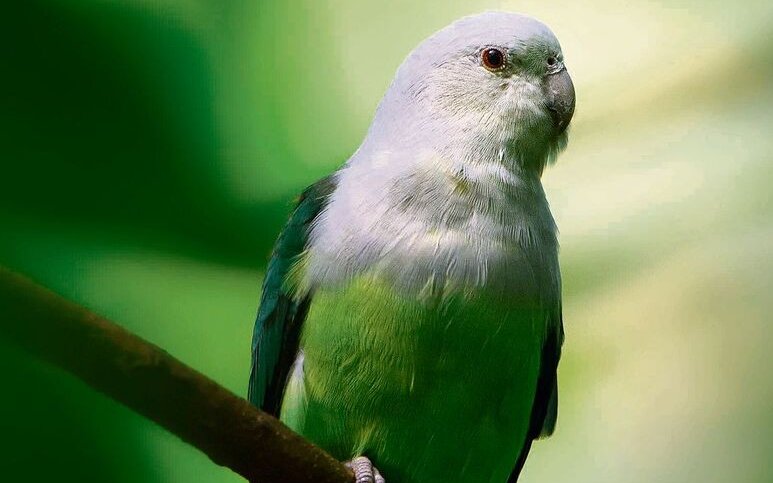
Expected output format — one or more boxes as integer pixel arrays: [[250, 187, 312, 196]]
[[366, 11, 575, 175]]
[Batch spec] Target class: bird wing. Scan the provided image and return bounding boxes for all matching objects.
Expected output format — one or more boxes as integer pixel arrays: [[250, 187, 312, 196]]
[[509, 301, 564, 482], [248, 176, 336, 415]]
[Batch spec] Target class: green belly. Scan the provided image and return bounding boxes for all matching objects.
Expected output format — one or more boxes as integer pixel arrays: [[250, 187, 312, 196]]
[[280, 276, 546, 483]]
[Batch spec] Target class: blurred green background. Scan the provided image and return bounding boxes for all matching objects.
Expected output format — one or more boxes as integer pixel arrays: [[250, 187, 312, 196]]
[[1, 0, 771, 481]]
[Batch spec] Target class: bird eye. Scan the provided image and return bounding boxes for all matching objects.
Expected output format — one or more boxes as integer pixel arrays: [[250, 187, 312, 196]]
[[547, 56, 558, 66], [481, 48, 506, 71]]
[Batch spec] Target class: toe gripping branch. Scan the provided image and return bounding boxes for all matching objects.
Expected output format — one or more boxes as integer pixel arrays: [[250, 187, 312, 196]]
[[346, 456, 386, 483]]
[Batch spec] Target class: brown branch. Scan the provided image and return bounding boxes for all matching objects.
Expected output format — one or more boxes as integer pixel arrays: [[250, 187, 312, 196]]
[[0, 266, 353, 483]]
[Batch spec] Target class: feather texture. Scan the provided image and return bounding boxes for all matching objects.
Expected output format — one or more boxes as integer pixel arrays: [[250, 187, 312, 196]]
[[249, 11, 570, 482], [248, 176, 335, 414]]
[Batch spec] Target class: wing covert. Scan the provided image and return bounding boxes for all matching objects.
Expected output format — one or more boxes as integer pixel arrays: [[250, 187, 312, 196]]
[[509, 302, 564, 481], [248, 176, 335, 415]]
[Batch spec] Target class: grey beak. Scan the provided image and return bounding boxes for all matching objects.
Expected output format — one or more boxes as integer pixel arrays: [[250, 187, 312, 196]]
[[545, 68, 575, 133]]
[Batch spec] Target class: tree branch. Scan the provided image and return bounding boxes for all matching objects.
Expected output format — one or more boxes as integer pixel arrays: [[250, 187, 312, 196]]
[[0, 266, 352, 483]]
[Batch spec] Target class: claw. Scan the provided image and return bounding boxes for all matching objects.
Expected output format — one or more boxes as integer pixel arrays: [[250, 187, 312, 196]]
[[345, 456, 385, 483]]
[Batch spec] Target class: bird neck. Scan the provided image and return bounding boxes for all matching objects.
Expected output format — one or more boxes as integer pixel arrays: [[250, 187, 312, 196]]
[[304, 143, 558, 297], [362, 77, 558, 178]]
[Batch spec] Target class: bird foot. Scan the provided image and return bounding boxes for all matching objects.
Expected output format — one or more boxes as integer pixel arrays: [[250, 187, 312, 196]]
[[345, 456, 385, 483]]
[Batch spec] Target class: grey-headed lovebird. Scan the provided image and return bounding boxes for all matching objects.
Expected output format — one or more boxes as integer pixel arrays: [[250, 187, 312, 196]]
[[249, 11, 575, 483]]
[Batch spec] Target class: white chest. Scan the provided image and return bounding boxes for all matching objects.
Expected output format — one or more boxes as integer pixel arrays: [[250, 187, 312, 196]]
[[305, 152, 559, 300]]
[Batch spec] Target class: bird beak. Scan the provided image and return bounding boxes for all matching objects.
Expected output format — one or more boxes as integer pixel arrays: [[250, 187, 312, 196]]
[[545, 68, 575, 134]]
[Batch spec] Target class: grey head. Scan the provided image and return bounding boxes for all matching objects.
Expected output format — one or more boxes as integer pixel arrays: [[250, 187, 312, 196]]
[[306, 12, 574, 295], [362, 11, 575, 174]]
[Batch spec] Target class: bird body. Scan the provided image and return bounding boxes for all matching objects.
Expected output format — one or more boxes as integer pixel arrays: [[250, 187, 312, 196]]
[[284, 276, 552, 483], [250, 11, 574, 482]]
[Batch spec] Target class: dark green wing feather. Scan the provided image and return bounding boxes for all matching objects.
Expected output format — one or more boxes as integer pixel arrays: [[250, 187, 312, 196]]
[[248, 176, 335, 415], [509, 302, 564, 482]]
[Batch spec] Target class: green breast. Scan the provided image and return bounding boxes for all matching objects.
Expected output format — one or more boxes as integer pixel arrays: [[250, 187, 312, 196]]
[[281, 275, 548, 483]]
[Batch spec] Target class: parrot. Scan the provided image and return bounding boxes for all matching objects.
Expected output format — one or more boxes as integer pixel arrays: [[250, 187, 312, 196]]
[[249, 11, 575, 483]]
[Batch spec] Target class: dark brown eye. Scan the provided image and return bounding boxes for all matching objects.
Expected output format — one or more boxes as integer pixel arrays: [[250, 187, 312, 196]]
[[547, 56, 557, 66], [481, 48, 506, 71]]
